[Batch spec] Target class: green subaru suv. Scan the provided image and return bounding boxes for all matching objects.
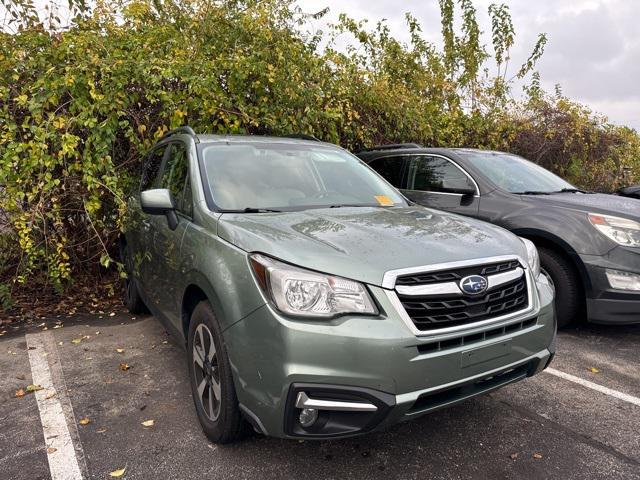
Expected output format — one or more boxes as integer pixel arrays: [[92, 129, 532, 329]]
[[121, 127, 556, 443]]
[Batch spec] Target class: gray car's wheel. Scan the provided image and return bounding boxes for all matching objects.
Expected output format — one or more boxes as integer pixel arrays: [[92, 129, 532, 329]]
[[538, 247, 583, 328], [120, 243, 148, 314], [187, 301, 245, 444]]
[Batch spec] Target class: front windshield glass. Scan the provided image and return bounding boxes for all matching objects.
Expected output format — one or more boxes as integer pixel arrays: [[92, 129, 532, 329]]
[[201, 143, 407, 211], [457, 150, 575, 193]]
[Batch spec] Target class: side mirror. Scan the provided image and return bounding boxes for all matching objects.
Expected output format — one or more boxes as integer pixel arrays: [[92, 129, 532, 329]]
[[140, 188, 179, 230], [441, 177, 476, 196]]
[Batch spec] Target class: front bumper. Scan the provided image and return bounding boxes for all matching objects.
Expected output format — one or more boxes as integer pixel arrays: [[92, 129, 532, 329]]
[[581, 246, 640, 324], [223, 277, 556, 439]]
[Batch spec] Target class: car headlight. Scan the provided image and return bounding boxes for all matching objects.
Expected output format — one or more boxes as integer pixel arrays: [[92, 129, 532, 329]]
[[520, 237, 541, 277], [588, 213, 640, 247], [249, 254, 377, 318]]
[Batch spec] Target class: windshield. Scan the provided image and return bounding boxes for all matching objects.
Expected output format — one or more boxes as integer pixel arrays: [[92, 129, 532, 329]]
[[457, 151, 575, 194], [201, 143, 407, 211]]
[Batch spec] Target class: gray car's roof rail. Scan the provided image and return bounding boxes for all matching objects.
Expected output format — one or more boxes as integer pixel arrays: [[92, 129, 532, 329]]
[[357, 143, 422, 153], [159, 126, 200, 143], [281, 134, 321, 142]]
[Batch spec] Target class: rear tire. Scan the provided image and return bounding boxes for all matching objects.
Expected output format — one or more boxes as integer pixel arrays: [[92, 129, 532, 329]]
[[187, 301, 245, 444], [538, 247, 583, 328], [120, 242, 148, 314]]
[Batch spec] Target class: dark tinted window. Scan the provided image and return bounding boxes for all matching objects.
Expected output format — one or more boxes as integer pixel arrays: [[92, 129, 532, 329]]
[[368, 156, 406, 188], [407, 155, 475, 193], [160, 143, 192, 216], [141, 146, 166, 191]]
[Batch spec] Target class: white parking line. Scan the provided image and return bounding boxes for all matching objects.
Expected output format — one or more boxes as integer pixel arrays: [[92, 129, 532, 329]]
[[545, 367, 640, 407], [26, 332, 84, 480]]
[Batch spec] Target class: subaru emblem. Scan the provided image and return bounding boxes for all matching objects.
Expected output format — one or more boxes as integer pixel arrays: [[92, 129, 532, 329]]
[[459, 275, 488, 295]]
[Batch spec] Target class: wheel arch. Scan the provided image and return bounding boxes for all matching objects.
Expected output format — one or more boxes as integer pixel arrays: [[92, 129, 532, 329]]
[[181, 272, 225, 343], [513, 228, 592, 294]]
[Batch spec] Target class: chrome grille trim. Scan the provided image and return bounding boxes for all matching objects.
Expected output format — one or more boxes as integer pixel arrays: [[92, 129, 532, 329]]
[[396, 267, 523, 297], [384, 255, 540, 337]]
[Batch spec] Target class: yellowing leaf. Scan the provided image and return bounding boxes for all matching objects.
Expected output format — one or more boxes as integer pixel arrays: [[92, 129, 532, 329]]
[[588, 367, 600, 373], [110, 467, 126, 478], [116, 348, 124, 353], [141, 419, 154, 427], [26, 384, 43, 392], [119, 363, 130, 371], [79, 417, 91, 425], [71, 338, 82, 344]]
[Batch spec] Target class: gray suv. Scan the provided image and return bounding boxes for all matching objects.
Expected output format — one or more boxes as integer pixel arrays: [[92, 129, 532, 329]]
[[358, 145, 640, 327], [122, 128, 556, 443]]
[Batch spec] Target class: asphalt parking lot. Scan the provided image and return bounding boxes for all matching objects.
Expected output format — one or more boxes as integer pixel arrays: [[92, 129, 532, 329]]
[[1, 313, 638, 480]]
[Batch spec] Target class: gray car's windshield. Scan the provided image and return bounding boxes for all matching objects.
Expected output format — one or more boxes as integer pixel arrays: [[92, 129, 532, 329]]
[[201, 143, 407, 211], [458, 151, 575, 194]]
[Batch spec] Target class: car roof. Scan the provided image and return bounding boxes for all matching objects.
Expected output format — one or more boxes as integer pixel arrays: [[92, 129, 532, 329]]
[[356, 146, 516, 162], [157, 132, 339, 149]]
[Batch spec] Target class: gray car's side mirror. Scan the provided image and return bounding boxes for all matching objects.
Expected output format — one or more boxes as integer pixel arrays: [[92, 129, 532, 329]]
[[140, 188, 179, 230], [441, 178, 476, 196]]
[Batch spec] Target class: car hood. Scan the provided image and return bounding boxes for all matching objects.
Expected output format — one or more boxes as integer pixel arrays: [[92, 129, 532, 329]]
[[524, 192, 640, 220], [218, 206, 526, 287]]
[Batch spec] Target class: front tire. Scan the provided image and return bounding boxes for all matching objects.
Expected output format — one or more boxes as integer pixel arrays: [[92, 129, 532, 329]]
[[538, 247, 583, 328], [187, 301, 245, 444]]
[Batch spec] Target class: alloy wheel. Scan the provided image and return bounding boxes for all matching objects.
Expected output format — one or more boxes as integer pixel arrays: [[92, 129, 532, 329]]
[[192, 323, 222, 421]]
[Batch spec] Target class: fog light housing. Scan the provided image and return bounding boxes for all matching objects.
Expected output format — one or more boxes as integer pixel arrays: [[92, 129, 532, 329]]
[[605, 269, 640, 291], [299, 408, 318, 428]]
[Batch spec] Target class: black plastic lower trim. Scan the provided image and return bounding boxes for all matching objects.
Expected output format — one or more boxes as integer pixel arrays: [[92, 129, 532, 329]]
[[284, 383, 395, 438]]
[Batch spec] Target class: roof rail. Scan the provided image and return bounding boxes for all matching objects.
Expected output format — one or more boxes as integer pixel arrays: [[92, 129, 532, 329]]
[[357, 143, 422, 153], [281, 134, 321, 142], [159, 126, 199, 143]]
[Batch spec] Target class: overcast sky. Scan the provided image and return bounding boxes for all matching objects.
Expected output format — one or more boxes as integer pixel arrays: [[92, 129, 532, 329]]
[[303, 0, 640, 131]]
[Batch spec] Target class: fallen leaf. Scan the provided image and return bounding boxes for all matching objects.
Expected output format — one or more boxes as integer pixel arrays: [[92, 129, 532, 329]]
[[116, 348, 124, 353], [26, 384, 43, 393], [533, 453, 543, 460], [16, 374, 26, 381], [15, 389, 26, 397], [97, 427, 107, 433], [45, 392, 57, 400], [47, 447, 57, 454], [589, 367, 600, 374], [141, 419, 154, 427], [71, 338, 82, 344], [509, 453, 518, 460], [79, 417, 91, 425], [119, 363, 131, 371], [109, 312, 116, 317], [110, 467, 126, 478]]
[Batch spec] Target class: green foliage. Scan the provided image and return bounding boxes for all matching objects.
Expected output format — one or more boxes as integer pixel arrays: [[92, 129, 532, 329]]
[[0, 0, 638, 300]]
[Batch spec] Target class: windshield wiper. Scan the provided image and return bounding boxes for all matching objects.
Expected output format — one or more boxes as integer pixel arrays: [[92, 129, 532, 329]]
[[328, 204, 375, 208], [220, 207, 283, 213], [513, 191, 551, 195], [552, 188, 591, 194]]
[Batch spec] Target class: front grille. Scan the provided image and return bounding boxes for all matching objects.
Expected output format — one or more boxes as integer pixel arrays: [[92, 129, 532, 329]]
[[396, 260, 529, 331], [396, 260, 520, 286]]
